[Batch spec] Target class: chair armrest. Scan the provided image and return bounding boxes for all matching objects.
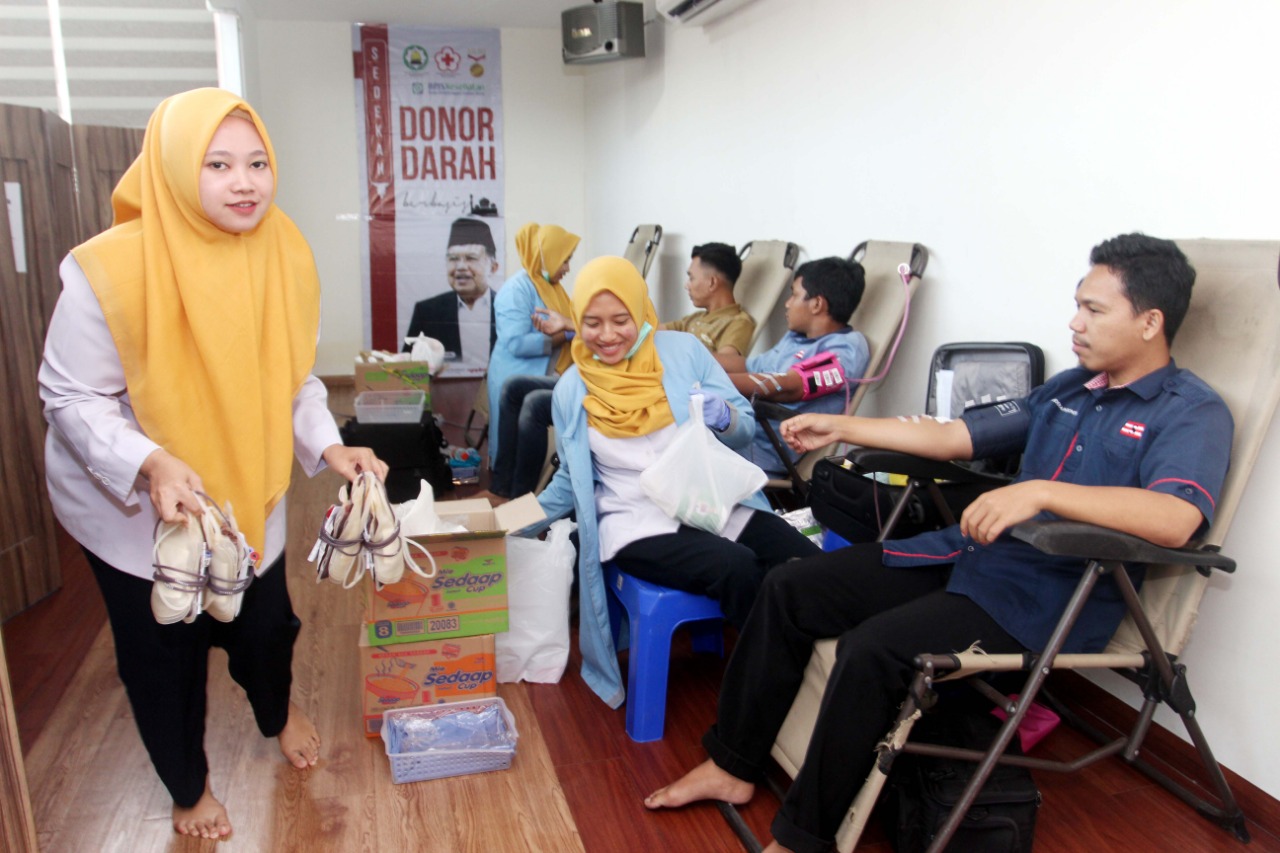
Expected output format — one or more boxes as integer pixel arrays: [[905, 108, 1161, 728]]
[[1010, 520, 1235, 574], [752, 399, 794, 423], [844, 448, 1013, 487], [750, 400, 809, 499]]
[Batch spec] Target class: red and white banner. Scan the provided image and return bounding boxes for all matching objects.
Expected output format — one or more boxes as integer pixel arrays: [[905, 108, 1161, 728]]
[[353, 25, 504, 376]]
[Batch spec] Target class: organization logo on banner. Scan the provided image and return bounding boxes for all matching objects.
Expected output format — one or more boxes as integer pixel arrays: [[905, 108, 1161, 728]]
[[435, 46, 462, 74], [403, 45, 428, 71]]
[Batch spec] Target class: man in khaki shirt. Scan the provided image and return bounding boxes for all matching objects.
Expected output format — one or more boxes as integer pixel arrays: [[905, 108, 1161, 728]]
[[662, 242, 756, 356]]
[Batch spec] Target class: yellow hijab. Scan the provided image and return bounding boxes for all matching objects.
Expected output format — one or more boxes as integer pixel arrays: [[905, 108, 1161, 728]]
[[570, 256, 674, 438], [71, 87, 320, 556], [531, 224, 579, 374], [514, 221, 540, 276]]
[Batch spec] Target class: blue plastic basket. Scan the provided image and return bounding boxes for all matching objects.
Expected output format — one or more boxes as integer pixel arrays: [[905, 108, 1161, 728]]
[[380, 697, 518, 784]]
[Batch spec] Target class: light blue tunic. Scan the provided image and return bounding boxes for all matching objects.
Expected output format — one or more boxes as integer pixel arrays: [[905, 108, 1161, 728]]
[[486, 270, 562, 461], [537, 332, 769, 708], [743, 327, 870, 474]]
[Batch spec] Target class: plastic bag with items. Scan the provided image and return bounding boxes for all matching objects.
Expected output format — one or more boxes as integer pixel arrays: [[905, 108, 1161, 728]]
[[639, 393, 767, 534]]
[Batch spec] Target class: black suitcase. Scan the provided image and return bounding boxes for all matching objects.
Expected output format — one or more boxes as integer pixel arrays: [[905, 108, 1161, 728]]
[[884, 710, 1042, 853]]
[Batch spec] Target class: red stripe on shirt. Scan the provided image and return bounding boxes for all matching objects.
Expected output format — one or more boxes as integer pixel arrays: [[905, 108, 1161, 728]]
[[1148, 478, 1216, 509], [1050, 431, 1078, 481]]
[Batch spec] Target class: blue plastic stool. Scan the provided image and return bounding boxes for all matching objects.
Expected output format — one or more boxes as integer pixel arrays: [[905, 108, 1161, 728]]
[[603, 562, 724, 742], [822, 528, 852, 551]]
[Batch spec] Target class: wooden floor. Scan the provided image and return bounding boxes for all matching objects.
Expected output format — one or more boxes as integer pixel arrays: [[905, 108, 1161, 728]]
[[5, 392, 1280, 850]]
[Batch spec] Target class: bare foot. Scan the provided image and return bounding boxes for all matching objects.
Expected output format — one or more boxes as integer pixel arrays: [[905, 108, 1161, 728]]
[[173, 782, 232, 840], [278, 702, 321, 769], [762, 843, 796, 853], [644, 758, 754, 810]]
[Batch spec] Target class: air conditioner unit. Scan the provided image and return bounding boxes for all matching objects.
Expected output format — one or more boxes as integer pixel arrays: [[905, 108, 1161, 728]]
[[562, 1, 645, 65], [656, 0, 753, 27]]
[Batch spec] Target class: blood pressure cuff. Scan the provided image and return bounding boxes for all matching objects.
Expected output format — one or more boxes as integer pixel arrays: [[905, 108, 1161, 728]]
[[789, 352, 847, 401], [961, 397, 1033, 460]]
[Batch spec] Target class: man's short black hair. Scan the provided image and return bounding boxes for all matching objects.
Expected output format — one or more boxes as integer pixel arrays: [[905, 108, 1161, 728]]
[[1089, 233, 1195, 344], [794, 257, 865, 325], [691, 242, 742, 286]]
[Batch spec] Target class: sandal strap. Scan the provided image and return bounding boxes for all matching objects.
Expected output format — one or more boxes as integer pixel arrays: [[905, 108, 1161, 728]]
[[205, 573, 254, 595], [151, 517, 210, 592], [318, 524, 365, 554], [363, 518, 402, 554], [152, 564, 208, 592], [404, 536, 438, 580]]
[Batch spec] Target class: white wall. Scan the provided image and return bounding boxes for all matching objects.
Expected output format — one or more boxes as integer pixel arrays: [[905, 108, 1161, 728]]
[[247, 21, 586, 373], [581, 0, 1280, 797]]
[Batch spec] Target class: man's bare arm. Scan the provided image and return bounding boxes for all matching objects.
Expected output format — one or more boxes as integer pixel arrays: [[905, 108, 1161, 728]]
[[780, 412, 975, 461], [960, 481, 1203, 548]]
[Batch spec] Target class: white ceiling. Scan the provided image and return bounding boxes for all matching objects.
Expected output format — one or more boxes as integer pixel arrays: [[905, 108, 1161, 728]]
[[229, 0, 599, 28]]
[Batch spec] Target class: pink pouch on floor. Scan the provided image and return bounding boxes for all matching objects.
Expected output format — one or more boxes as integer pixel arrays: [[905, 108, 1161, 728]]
[[991, 694, 1061, 752]]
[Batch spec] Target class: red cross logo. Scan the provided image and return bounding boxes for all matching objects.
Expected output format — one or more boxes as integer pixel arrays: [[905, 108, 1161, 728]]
[[435, 46, 460, 72]]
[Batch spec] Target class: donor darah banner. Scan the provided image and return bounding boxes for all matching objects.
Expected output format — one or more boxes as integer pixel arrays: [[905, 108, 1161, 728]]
[[353, 24, 505, 376]]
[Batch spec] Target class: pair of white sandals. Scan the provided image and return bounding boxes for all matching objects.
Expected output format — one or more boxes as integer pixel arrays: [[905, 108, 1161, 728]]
[[150, 493, 256, 624], [310, 471, 435, 589]]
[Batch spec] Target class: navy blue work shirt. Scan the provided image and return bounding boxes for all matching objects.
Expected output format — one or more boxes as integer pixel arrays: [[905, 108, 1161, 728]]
[[881, 361, 1233, 653]]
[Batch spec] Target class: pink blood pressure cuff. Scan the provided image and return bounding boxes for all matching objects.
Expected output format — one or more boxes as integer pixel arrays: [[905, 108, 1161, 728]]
[[789, 352, 847, 400]]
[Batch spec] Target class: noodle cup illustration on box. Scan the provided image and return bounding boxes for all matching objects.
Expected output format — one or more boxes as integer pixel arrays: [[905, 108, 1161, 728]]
[[363, 495, 544, 645], [358, 631, 497, 736]]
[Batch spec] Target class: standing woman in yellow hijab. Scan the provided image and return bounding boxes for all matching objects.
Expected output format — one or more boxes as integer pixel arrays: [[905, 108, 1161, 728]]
[[39, 88, 385, 841], [535, 256, 819, 710], [484, 222, 581, 499]]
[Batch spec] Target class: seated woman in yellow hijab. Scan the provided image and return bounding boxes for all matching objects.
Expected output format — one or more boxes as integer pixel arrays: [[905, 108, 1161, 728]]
[[536, 256, 819, 709], [39, 88, 385, 841]]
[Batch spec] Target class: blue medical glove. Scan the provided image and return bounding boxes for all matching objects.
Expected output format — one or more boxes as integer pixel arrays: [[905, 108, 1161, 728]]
[[693, 390, 732, 432]]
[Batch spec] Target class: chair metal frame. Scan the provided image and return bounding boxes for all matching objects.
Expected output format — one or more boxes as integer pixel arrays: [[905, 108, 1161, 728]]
[[756, 240, 928, 508], [623, 224, 663, 279]]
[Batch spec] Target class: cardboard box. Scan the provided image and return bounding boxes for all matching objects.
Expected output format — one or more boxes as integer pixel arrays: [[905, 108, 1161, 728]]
[[363, 495, 546, 646], [354, 360, 433, 401], [358, 631, 497, 737]]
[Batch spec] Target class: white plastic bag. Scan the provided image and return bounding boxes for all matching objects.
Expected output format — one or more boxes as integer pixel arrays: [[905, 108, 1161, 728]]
[[639, 394, 768, 534], [495, 518, 577, 683]]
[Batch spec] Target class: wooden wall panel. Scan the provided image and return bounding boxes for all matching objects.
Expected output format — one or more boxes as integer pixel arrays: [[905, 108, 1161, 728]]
[[0, 103, 77, 621], [0, 630, 37, 853], [71, 124, 143, 243]]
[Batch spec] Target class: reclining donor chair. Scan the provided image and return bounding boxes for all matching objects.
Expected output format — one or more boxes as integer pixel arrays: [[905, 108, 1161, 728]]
[[733, 239, 801, 352], [768, 238, 1280, 851], [758, 240, 928, 509], [623, 223, 663, 280]]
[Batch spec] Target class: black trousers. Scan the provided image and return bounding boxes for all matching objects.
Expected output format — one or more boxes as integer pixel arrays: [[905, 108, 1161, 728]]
[[701, 542, 1025, 853], [87, 549, 300, 808], [490, 374, 557, 498], [611, 510, 820, 629]]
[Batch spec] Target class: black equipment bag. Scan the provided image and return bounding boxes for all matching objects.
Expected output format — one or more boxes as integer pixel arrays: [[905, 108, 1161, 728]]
[[808, 456, 991, 544], [884, 710, 1041, 853], [339, 412, 454, 502], [808, 341, 1046, 543]]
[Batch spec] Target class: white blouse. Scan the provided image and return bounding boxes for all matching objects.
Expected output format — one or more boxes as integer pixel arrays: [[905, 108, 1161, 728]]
[[39, 254, 342, 580], [588, 423, 753, 562]]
